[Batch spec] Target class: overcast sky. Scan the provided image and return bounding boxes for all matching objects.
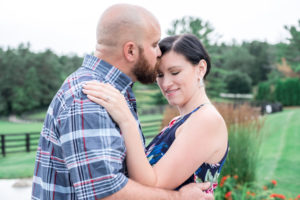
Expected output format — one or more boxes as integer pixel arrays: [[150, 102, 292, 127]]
[[0, 0, 299, 56]]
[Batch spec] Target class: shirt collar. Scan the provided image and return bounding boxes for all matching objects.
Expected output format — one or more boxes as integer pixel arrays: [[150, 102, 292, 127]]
[[82, 54, 133, 93]]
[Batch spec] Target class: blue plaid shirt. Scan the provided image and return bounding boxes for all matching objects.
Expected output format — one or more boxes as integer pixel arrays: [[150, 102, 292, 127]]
[[32, 54, 144, 200]]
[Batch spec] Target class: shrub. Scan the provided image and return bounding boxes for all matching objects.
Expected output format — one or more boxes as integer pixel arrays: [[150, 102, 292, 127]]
[[275, 78, 300, 106], [225, 71, 252, 94], [256, 81, 274, 102]]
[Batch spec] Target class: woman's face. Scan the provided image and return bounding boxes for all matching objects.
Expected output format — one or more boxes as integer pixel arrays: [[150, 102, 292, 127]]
[[156, 51, 200, 107]]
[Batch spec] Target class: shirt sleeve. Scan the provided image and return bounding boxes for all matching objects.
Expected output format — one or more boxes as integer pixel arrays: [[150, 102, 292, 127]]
[[58, 99, 128, 200]]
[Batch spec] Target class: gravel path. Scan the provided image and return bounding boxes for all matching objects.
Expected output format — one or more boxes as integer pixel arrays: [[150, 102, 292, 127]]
[[0, 178, 32, 200]]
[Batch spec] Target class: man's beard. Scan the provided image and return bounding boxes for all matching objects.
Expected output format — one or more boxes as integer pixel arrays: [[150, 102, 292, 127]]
[[132, 47, 158, 84]]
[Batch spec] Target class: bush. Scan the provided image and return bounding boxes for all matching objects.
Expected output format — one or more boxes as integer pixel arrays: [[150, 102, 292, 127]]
[[226, 71, 252, 94], [255, 81, 274, 102], [275, 78, 300, 106]]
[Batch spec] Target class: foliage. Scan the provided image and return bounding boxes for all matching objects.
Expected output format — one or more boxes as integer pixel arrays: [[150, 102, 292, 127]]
[[284, 19, 300, 68], [243, 41, 275, 85], [275, 78, 300, 106], [255, 78, 300, 106], [167, 16, 215, 47], [225, 71, 252, 94], [255, 81, 274, 102], [206, 66, 229, 97], [214, 176, 298, 200], [0, 44, 83, 115]]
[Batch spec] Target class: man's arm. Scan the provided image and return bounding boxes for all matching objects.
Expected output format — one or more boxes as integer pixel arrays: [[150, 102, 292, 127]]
[[102, 179, 214, 200]]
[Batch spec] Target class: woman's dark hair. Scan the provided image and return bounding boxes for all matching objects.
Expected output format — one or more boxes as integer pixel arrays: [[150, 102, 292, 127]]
[[158, 34, 211, 79]]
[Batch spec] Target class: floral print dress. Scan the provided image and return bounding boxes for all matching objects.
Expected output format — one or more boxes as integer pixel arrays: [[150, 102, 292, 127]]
[[145, 104, 228, 193]]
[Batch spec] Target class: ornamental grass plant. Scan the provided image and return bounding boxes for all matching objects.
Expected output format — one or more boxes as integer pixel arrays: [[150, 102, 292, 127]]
[[215, 103, 264, 184]]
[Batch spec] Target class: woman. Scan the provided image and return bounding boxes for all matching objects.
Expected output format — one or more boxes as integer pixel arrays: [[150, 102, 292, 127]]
[[82, 34, 228, 193]]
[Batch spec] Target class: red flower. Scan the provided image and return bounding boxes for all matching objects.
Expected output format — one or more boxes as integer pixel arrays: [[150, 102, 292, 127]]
[[271, 180, 277, 186], [234, 175, 238, 180], [296, 194, 300, 200], [270, 193, 286, 199], [246, 191, 255, 197], [220, 175, 230, 187], [263, 186, 268, 190], [225, 191, 232, 199]]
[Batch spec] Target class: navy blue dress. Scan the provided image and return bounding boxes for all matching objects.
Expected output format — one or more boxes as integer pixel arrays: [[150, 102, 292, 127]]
[[145, 104, 228, 192]]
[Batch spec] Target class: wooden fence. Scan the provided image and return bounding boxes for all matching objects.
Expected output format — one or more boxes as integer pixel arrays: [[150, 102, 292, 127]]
[[0, 132, 40, 156], [0, 118, 162, 157]]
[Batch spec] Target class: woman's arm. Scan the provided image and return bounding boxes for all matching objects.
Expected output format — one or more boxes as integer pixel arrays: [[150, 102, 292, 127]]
[[82, 81, 159, 186], [82, 81, 226, 189]]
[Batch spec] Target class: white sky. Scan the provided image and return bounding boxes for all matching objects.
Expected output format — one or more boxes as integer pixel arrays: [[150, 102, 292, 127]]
[[0, 0, 299, 56]]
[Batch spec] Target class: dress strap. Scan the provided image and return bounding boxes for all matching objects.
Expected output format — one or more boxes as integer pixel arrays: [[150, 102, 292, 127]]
[[177, 103, 208, 124]]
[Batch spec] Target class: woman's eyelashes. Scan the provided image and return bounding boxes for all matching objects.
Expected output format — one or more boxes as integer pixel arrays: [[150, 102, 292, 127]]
[[171, 71, 180, 76], [157, 73, 164, 78], [157, 71, 180, 78]]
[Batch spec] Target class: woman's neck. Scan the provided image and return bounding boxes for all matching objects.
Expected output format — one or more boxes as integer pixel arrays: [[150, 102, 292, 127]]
[[177, 87, 210, 116]]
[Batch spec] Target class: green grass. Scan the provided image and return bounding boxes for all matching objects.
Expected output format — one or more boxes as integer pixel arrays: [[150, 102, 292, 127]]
[[0, 120, 43, 134], [25, 110, 47, 121], [257, 108, 300, 197], [0, 152, 36, 178]]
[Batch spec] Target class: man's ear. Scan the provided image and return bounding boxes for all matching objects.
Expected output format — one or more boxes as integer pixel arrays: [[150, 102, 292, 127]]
[[123, 41, 138, 62]]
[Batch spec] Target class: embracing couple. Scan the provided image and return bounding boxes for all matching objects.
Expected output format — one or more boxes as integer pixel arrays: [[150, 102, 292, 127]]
[[32, 3, 228, 200]]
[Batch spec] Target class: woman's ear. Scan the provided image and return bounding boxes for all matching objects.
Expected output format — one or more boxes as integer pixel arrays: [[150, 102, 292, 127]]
[[123, 41, 138, 62], [198, 59, 207, 78]]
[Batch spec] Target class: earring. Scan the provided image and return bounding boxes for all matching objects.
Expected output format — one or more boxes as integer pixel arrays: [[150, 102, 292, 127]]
[[199, 78, 204, 87]]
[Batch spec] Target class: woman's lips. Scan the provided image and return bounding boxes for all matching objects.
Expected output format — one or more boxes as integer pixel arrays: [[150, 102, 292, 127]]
[[165, 88, 179, 97]]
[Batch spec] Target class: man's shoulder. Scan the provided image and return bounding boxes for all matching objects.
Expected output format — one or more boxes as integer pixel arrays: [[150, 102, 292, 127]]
[[52, 67, 105, 116]]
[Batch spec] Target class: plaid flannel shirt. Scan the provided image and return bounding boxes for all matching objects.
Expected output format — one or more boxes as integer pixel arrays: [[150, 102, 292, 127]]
[[32, 54, 144, 200]]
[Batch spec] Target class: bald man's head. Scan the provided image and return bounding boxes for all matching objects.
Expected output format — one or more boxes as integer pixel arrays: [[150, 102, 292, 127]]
[[96, 4, 159, 51]]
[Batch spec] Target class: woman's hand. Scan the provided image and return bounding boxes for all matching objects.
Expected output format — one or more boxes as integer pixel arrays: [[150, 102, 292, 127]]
[[82, 81, 135, 126]]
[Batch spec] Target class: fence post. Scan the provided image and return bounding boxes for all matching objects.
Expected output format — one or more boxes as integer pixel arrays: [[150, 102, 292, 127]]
[[26, 133, 30, 152], [1, 135, 5, 157]]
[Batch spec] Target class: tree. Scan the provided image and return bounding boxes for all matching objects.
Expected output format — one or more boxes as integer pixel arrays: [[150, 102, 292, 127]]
[[0, 44, 83, 115], [243, 41, 275, 85], [221, 46, 255, 86], [226, 71, 252, 94], [284, 19, 300, 73], [167, 16, 214, 48]]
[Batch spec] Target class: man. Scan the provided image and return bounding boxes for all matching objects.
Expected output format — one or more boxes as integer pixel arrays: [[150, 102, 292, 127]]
[[32, 4, 214, 200]]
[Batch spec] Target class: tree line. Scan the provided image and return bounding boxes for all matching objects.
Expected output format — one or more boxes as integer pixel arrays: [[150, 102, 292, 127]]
[[0, 19, 299, 115], [0, 44, 83, 115]]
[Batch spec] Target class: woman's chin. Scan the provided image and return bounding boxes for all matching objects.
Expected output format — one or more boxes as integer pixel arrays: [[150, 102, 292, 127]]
[[167, 100, 178, 107]]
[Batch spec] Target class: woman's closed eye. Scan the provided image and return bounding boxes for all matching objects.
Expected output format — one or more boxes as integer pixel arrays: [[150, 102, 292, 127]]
[[171, 71, 180, 76], [157, 72, 164, 78], [156, 71, 164, 78]]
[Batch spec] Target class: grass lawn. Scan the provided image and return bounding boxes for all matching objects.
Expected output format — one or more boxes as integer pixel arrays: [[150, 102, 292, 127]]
[[257, 107, 300, 197], [0, 152, 36, 178], [0, 120, 43, 134]]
